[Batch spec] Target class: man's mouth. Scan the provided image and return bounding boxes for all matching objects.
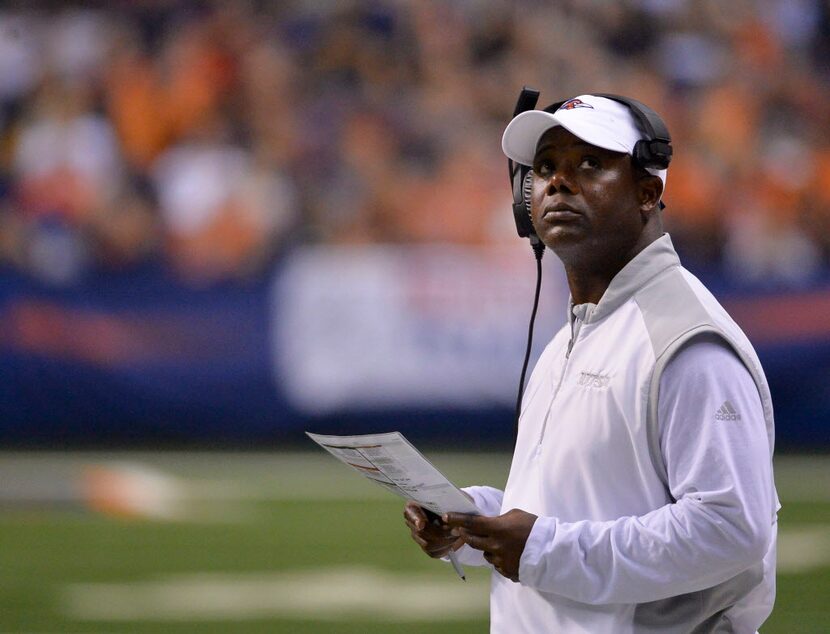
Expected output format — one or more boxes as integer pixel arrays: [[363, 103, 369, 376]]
[[543, 205, 581, 221]]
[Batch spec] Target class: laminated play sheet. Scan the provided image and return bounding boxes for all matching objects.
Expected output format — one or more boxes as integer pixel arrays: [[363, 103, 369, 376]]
[[306, 431, 478, 516]]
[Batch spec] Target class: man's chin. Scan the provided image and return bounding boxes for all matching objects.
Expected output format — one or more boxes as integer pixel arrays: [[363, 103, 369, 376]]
[[539, 226, 585, 252]]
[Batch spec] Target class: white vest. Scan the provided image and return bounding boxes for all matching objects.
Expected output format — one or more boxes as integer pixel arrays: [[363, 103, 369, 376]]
[[494, 234, 777, 633]]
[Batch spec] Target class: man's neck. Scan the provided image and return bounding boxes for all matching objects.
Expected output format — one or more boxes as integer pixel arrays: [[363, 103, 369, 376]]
[[565, 269, 616, 306], [563, 228, 663, 306]]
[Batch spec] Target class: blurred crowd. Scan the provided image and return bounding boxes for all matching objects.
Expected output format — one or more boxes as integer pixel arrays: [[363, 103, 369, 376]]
[[0, 0, 828, 286]]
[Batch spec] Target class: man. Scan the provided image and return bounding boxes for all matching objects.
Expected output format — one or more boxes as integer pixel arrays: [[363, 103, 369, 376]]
[[404, 94, 778, 633]]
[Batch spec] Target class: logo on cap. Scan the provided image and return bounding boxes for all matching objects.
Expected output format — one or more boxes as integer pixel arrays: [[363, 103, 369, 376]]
[[559, 98, 593, 111]]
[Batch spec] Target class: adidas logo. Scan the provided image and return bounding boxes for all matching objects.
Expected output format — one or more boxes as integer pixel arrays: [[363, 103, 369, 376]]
[[715, 400, 741, 421]]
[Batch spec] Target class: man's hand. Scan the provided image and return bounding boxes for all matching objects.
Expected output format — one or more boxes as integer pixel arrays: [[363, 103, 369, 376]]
[[443, 509, 537, 582], [403, 501, 465, 559]]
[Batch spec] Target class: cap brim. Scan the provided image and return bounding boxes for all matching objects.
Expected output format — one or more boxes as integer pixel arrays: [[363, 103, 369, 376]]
[[502, 111, 561, 166], [502, 109, 633, 166]]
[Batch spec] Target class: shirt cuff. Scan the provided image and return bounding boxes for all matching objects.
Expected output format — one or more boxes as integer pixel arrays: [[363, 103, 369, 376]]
[[445, 486, 504, 567], [519, 515, 555, 585], [461, 485, 504, 517]]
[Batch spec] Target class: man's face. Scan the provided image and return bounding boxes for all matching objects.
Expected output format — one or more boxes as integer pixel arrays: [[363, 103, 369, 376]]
[[530, 126, 649, 268]]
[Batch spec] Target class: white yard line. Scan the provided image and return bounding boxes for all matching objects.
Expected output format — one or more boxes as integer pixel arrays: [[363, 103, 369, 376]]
[[63, 566, 489, 622], [777, 525, 830, 574], [61, 523, 830, 624]]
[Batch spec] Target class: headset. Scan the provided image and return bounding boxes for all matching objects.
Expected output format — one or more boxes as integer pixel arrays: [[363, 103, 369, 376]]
[[509, 88, 673, 434]]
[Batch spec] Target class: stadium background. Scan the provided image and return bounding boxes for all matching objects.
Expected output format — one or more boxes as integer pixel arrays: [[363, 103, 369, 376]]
[[0, 1, 828, 631]]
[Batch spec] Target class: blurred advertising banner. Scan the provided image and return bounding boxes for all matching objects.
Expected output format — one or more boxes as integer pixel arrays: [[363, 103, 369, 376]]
[[0, 246, 828, 447], [273, 245, 568, 415], [0, 269, 284, 444]]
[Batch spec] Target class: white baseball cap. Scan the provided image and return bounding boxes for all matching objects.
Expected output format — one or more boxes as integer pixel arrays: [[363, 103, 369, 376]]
[[501, 94, 667, 189]]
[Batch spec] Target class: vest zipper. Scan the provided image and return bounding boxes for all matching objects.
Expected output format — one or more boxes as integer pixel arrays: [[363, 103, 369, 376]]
[[537, 334, 578, 445]]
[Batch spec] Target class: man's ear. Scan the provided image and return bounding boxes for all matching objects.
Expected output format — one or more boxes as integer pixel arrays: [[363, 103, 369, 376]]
[[637, 174, 663, 218]]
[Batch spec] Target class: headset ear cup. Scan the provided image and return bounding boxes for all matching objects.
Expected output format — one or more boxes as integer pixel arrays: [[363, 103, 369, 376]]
[[632, 140, 651, 169], [633, 139, 671, 170], [523, 171, 533, 217], [594, 92, 672, 170], [511, 168, 537, 239]]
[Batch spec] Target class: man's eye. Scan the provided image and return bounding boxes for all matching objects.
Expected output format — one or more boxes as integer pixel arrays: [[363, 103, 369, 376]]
[[580, 157, 600, 169], [535, 160, 553, 175]]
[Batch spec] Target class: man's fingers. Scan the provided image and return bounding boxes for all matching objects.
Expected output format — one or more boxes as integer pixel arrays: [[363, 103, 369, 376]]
[[410, 531, 428, 549], [456, 530, 491, 552], [403, 502, 427, 531], [443, 512, 490, 533], [408, 522, 451, 556]]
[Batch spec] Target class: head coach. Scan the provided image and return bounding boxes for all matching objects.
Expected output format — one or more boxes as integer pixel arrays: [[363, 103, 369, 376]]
[[404, 94, 779, 633]]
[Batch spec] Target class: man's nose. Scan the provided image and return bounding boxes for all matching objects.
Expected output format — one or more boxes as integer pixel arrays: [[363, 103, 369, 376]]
[[545, 168, 576, 195]]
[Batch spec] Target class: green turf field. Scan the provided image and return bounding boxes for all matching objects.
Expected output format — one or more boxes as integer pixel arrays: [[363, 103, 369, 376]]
[[0, 452, 827, 633]]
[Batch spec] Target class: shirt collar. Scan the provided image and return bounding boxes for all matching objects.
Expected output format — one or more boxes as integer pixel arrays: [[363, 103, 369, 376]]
[[568, 233, 681, 325], [568, 301, 597, 328]]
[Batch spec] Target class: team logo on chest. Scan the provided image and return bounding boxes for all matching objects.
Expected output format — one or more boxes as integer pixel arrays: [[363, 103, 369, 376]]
[[577, 371, 611, 389]]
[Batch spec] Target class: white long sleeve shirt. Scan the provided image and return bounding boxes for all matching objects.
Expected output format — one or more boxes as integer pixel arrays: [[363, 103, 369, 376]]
[[455, 235, 777, 633]]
